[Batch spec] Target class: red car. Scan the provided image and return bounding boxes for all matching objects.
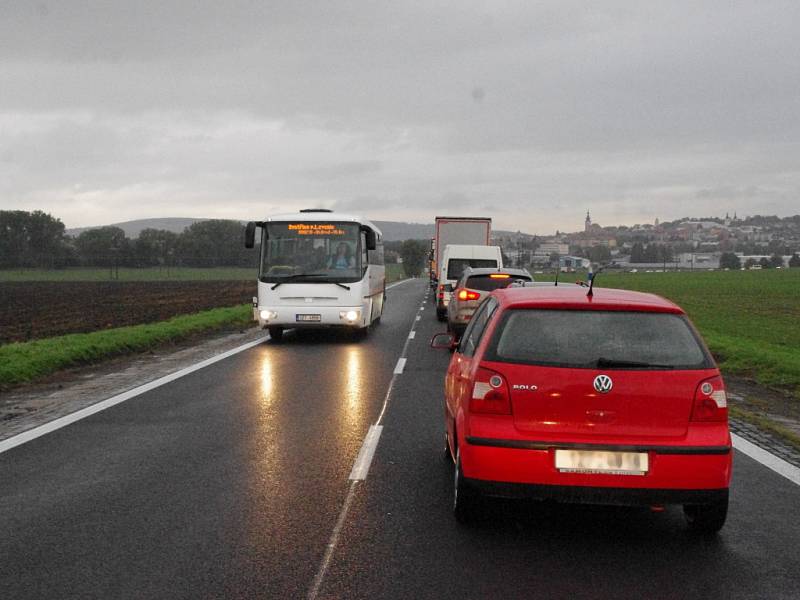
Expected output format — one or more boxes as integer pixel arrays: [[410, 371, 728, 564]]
[[432, 285, 732, 532]]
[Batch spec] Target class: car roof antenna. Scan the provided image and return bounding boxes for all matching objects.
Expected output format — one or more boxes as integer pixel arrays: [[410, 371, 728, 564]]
[[587, 265, 604, 297], [554, 255, 560, 287]]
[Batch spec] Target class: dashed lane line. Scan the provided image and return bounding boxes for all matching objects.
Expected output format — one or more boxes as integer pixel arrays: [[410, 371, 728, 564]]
[[349, 425, 383, 481], [307, 285, 427, 600]]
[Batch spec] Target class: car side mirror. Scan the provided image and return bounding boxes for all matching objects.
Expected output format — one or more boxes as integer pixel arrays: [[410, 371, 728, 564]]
[[430, 332, 456, 350], [244, 222, 257, 249]]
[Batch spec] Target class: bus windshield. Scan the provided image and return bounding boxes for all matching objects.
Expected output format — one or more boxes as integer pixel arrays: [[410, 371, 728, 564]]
[[260, 222, 362, 283]]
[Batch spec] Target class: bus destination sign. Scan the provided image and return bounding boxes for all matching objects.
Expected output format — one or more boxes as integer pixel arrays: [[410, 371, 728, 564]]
[[287, 223, 347, 236]]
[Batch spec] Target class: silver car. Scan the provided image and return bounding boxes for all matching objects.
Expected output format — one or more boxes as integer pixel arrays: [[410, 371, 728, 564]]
[[446, 267, 533, 337]]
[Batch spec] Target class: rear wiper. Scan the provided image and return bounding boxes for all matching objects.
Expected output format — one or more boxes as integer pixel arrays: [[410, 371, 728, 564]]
[[269, 273, 350, 291], [593, 357, 674, 369]]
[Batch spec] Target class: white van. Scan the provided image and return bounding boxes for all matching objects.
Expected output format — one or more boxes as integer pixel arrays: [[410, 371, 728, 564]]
[[435, 244, 503, 320]]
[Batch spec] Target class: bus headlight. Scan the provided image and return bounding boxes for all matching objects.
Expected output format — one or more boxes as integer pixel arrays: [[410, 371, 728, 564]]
[[260, 310, 277, 321], [339, 310, 360, 323]]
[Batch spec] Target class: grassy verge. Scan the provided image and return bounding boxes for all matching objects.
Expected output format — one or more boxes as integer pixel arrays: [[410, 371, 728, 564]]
[[386, 263, 404, 282], [0, 304, 252, 388], [729, 405, 800, 453]]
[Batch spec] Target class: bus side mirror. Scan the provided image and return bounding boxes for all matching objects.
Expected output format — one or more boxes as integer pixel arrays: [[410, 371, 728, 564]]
[[244, 222, 257, 249], [364, 229, 377, 251]]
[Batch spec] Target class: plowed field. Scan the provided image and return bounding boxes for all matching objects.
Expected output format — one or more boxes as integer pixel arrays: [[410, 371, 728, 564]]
[[0, 281, 255, 344]]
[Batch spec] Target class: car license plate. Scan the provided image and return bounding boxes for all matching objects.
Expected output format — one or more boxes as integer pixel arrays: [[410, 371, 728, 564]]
[[296, 314, 321, 322], [555, 449, 648, 475]]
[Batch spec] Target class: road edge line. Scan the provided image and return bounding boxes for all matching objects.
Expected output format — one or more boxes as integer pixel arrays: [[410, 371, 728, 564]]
[[0, 336, 267, 455], [732, 433, 800, 486]]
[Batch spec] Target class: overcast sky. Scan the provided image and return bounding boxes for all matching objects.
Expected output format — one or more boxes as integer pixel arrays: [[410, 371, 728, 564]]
[[1, 1, 799, 234]]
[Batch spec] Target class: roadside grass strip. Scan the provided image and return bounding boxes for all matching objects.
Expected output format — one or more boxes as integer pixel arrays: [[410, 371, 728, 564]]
[[0, 304, 253, 387]]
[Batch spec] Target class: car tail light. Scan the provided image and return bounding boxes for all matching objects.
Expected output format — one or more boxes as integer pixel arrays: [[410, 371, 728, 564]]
[[691, 375, 728, 422], [470, 367, 511, 415], [489, 274, 510, 279], [457, 289, 481, 301]]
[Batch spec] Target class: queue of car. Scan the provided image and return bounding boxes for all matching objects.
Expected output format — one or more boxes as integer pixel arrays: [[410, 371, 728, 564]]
[[431, 275, 732, 534]]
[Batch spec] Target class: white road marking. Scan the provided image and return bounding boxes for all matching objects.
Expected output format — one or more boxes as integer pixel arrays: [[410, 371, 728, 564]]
[[306, 480, 359, 600], [393, 358, 407, 374], [349, 425, 383, 480], [415, 315, 421, 321], [0, 337, 268, 456], [386, 278, 414, 290], [408, 331, 416, 339], [732, 433, 800, 486], [419, 306, 425, 311], [308, 284, 424, 599]]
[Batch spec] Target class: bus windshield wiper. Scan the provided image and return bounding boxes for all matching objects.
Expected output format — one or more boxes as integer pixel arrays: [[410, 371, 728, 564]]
[[593, 357, 674, 369], [269, 273, 350, 291]]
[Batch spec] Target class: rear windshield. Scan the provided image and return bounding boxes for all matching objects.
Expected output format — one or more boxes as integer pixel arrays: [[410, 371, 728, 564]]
[[485, 309, 713, 370], [466, 274, 531, 292], [447, 258, 497, 280]]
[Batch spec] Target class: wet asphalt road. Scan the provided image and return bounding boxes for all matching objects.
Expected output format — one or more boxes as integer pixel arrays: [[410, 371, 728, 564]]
[[2, 278, 799, 599]]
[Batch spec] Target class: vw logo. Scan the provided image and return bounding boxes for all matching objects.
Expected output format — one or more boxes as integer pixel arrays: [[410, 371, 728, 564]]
[[593, 374, 613, 394]]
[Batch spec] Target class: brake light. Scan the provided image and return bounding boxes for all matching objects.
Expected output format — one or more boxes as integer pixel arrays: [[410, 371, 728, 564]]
[[489, 274, 510, 279], [457, 289, 481, 301], [470, 367, 511, 415], [691, 376, 728, 422]]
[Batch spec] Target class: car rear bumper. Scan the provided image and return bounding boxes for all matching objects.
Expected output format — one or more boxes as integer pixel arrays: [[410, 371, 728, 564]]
[[464, 478, 729, 506], [461, 436, 732, 497]]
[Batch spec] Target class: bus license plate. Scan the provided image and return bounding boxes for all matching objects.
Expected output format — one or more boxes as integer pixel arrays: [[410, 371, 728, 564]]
[[296, 314, 321, 322], [555, 449, 648, 475]]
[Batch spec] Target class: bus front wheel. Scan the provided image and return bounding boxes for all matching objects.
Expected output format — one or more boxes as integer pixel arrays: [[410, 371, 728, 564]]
[[268, 327, 284, 342]]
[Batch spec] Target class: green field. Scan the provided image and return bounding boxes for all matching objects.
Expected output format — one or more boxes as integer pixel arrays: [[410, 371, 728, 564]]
[[1, 264, 406, 283], [0, 304, 253, 388], [537, 269, 800, 395]]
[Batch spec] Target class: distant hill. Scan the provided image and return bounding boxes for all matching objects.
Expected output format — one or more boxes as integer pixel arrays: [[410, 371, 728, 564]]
[[66, 217, 530, 242], [66, 218, 208, 238]]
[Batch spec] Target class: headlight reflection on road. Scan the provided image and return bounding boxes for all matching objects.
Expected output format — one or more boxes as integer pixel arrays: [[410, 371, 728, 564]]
[[339, 345, 370, 432], [260, 354, 274, 405]]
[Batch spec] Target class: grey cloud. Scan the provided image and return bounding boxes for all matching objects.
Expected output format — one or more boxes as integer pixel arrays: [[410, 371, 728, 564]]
[[1, 1, 799, 233]]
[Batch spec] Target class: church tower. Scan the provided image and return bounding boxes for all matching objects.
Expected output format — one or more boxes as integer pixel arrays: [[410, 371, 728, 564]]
[[585, 210, 591, 233]]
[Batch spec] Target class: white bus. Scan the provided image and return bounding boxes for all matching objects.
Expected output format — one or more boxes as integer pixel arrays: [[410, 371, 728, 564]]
[[244, 209, 386, 341]]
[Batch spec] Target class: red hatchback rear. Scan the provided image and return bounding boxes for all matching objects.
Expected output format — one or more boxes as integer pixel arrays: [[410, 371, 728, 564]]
[[433, 286, 732, 533]]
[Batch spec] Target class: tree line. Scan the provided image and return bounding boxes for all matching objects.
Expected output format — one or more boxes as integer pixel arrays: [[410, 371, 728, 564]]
[[0, 210, 254, 269]]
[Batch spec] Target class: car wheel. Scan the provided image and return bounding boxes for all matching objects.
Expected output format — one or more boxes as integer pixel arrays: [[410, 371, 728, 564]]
[[436, 308, 447, 322], [684, 491, 728, 534], [453, 448, 479, 524], [267, 327, 283, 342]]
